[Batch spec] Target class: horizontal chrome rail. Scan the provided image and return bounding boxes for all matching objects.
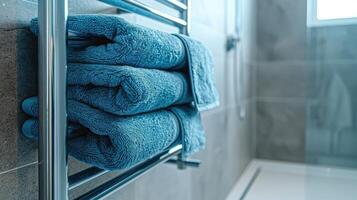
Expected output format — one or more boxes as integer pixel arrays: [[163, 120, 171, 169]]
[[74, 144, 183, 200], [166, 158, 201, 167], [69, 168, 109, 191], [100, 0, 187, 28], [155, 0, 187, 11], [69, 151, 200, 192]]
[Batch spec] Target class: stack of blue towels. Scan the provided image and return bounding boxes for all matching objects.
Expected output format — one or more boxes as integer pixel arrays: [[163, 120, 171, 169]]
[[22, 15, 219, 170]]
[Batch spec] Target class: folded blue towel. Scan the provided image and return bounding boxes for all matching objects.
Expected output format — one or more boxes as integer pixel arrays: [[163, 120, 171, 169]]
[[30, 15, 219, 111], [21, 97, 205, 170], [30, 15, 186, 69], [67, 63, 192, 115]]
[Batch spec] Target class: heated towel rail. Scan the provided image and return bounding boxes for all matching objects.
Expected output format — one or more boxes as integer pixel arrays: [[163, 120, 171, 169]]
[[37, 0, 198, 199]]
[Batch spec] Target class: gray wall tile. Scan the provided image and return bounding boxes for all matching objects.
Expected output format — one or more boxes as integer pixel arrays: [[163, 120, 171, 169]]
[[256, 101, 305, 162], [191, 0, 226, 31], [0, 163, 38, 200], [0, 28, 37, 173], [133, 165, 192, 200], [255, 62, 308, 99], [256, 0, 307, 61]]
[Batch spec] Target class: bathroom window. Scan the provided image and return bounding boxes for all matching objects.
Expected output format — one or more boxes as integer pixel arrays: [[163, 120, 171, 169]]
[[307, 0, 357, 27]]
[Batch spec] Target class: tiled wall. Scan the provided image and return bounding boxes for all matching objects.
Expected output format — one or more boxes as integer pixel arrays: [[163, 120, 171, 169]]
[[253, 0, 357, 166], [0, 0, 252, 199], [252, 0, 308, 162]]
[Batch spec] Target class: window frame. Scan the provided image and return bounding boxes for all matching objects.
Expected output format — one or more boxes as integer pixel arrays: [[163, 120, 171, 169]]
[[307, 0, 357, 27]]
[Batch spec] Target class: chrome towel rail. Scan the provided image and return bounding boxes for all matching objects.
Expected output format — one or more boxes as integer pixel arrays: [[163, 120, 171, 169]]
[[68, 145, 200, 193], [38, 0, 196, 199], [38, 0, 68, 199], [69, 168, 109, 191], [74, 144, 183, 200], [100, 0, 187, 28], [156, 0, 188, 11]]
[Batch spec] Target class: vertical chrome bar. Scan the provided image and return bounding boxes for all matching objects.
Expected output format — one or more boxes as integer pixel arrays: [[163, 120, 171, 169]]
[[177, 0, 191, 169], [38, 0, 68, 199], [180, 0, 190, 35]]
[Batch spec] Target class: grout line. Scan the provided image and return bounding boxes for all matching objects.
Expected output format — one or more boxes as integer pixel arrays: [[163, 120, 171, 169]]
[[239, 167, 261, 200], [20, 0, 37, 5], [254, 97, 306, 103], [250, 59, 357, 67], [0, 161, 38, 176]]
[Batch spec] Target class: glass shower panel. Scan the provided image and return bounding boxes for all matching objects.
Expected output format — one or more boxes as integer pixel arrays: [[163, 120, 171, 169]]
[[306, 19, 357, 168]]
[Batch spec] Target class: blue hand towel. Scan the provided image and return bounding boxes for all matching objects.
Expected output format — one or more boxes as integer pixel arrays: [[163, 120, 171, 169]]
[[30, 15, 219, 111], [67, 64, 192, 115], [21, 97, 205, 170]]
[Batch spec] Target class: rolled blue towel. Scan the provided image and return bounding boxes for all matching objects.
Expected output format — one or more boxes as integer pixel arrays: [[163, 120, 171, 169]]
[[30, 15, 219, 111], [67, 63, 192, 115], [21, 97, 205, 170]]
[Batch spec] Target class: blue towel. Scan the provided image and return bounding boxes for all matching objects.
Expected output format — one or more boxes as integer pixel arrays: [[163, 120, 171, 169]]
[[30, 15, 187, 69], [21, 97, 205, 170], [174, 34, 220, 111], [67, 63, 192, 115], [30, 15, 219, 111]]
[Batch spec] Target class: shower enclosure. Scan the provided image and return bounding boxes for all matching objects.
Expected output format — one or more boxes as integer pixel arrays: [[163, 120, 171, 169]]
[[228, 0, 357, 199], [306, 0, 357, 169], [250, 0, 357, 170]]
